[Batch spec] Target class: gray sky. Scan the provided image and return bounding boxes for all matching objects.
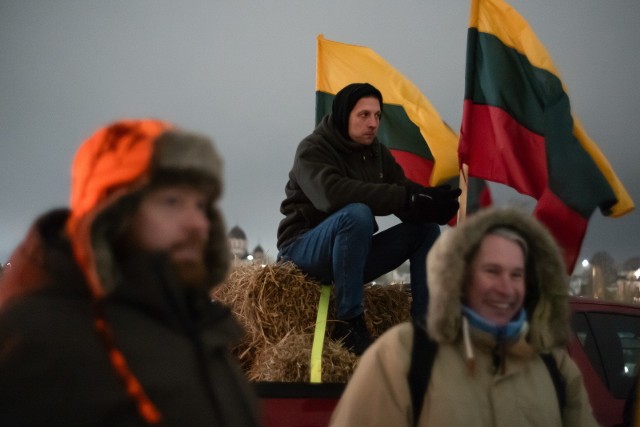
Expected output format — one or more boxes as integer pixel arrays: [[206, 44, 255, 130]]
[[1, 1, 638, 272]]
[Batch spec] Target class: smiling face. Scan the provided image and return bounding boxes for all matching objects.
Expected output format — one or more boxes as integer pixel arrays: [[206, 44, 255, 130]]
[[347, 96, 381, 146], [466, 233, 526, 326]]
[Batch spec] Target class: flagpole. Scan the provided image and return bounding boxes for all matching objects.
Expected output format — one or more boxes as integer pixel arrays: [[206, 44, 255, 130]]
[[457, 163, 469, 224], [457, 0, 479, 226]]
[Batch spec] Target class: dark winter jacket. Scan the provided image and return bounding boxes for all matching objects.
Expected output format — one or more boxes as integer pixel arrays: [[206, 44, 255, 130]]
[[277, 115, 414, 249], [0, 120, 259, 426], [0, 210, 259, 426]]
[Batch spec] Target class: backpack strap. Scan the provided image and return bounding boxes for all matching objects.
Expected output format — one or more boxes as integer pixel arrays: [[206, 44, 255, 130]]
[[540, 352, 566, 416], [408, 321, 438, 427]]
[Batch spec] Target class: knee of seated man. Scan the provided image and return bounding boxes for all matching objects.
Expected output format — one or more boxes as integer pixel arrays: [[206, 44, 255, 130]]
[[339, 203, 375, 229]]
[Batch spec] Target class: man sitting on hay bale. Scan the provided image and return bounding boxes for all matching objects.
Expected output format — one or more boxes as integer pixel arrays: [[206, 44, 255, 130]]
[[276, 83, 461, 355]]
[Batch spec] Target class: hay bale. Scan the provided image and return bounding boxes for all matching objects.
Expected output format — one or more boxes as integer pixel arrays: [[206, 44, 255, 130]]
[[364, 283, 411, 337], [212, 262, 328, 370], [219, 262, 325, 341], [213, 263, 412, 381], [248, 333, 358, 383]]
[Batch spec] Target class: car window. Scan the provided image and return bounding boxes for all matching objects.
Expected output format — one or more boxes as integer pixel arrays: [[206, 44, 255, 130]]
[[573, 311, 640, 400], [572, 313, 607, 385]]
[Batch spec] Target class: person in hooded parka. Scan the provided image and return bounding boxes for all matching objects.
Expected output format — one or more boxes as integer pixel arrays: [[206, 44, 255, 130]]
[[330, 207, 599, 427]]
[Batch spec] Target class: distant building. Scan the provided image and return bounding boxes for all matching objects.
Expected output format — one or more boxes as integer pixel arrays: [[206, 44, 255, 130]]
[[227, 225, 271, 266], [228, 225, 249, 261], [250, 244, 267, 266]]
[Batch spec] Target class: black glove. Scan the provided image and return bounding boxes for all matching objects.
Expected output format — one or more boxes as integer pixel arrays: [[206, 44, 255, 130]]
[[405, 184, 461, 224]]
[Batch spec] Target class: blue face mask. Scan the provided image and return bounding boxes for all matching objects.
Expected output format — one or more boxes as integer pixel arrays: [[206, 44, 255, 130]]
[[462, 305, 527, 342]]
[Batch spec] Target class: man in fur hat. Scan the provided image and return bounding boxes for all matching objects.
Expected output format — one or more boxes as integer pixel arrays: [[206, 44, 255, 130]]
[[0, 119, 259, 426], [330, 207, 598, 426], [277, 83, 461, 355]]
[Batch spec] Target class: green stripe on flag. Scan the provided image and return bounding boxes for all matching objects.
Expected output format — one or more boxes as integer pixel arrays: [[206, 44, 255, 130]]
[[465, 29, 559, 134], [464, 28, 616, 217], [315, 91, 434, 161]]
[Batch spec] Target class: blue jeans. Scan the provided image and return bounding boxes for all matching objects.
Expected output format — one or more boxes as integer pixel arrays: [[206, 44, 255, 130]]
[[278, 203, 440, 322]]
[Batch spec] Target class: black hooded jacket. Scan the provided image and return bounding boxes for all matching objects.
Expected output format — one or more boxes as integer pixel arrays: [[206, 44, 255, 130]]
[[277, 115, 415, 249]]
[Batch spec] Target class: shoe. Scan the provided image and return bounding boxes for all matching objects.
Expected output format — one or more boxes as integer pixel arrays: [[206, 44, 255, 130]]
[[330, 313, 373, 356]]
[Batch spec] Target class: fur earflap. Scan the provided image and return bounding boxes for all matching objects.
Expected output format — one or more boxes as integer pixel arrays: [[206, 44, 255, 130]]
[[63, 119, 231, 424]]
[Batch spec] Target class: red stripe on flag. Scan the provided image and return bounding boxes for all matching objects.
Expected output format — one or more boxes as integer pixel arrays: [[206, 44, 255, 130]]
[[460, 101, 548, 198], [389, 149, 434, 187], [533, 188, 589, 270], [479, 185, 492, 208]]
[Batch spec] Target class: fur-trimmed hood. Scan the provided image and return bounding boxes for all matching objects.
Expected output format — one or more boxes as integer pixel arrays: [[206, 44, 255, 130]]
[[426, 207, 570, 352]]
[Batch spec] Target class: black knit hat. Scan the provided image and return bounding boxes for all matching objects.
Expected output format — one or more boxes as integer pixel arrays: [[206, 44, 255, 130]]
[[331, 83, 383, 140]]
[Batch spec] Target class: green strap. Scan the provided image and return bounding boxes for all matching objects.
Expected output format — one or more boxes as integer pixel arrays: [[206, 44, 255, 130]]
[[310, 285, 332, 383]]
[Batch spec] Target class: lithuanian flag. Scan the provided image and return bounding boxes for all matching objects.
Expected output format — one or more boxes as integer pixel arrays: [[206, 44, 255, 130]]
[[459, 0, 634, 271], [316, 34, 458, 186]]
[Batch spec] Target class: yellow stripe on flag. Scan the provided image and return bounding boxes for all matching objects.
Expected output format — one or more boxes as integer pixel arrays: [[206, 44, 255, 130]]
[[469, 0, 559, 76], [316, 34, 459, 186], [573, 119, 634, 217]]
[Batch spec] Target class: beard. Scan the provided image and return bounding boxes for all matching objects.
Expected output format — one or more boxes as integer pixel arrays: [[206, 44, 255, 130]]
[[167, 238, 210, 290], [114, 231, 211, 292]]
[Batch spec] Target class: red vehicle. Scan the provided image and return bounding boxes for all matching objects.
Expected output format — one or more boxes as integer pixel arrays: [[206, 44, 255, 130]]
[[257, 297, 640, 427], [567, 297, 640, 427]]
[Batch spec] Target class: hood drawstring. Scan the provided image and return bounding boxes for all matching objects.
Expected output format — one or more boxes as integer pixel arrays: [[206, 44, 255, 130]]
[[93, 299, 162, 424], [462, 308, 529, 377], [463, 315, 509, 376], [462, 316, 475, 376]]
